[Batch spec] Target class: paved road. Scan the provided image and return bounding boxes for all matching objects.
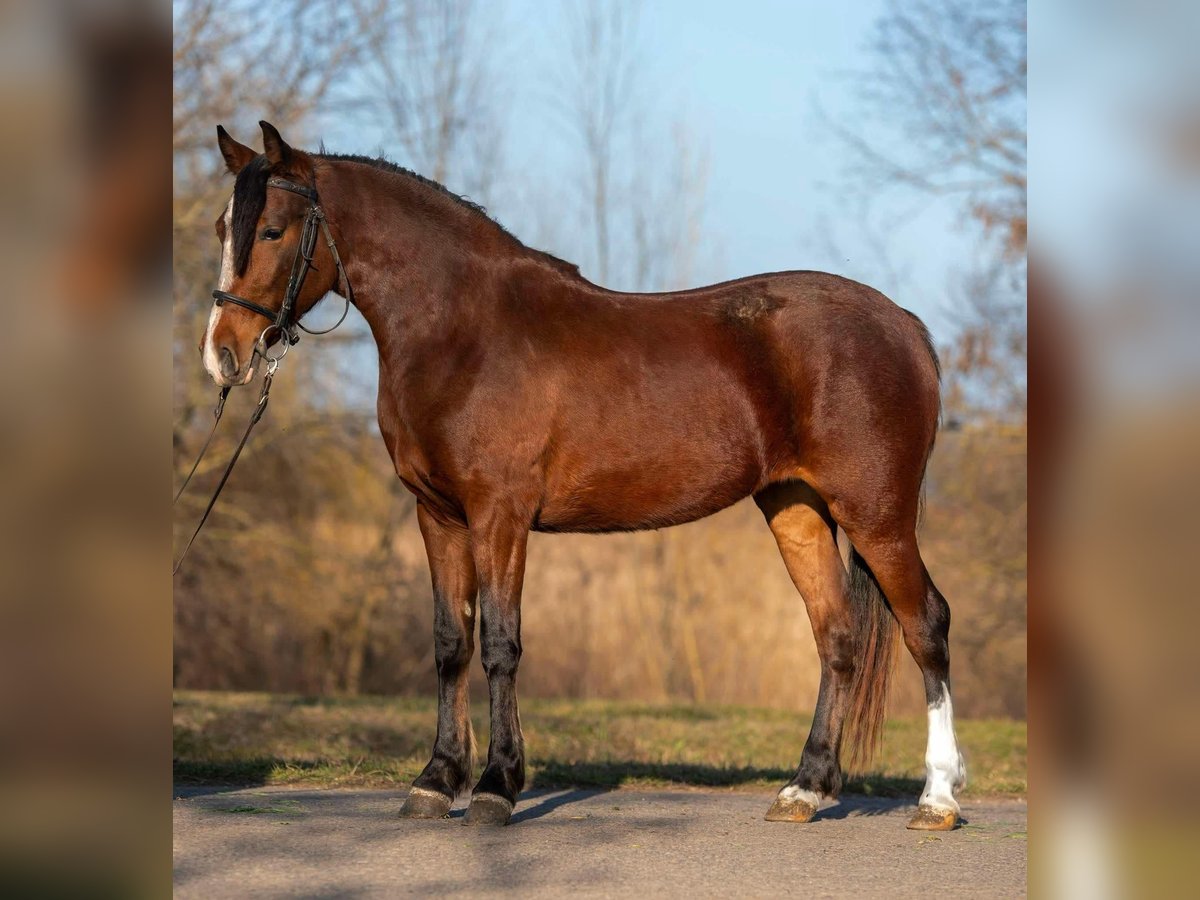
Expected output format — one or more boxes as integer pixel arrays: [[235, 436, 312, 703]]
[[174, 786, 1027, 898]]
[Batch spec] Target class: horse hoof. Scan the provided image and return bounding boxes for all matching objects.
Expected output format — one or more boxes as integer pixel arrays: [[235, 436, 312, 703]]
[[464, 793, 514, 826], [399, 787, 452, 819], [907, 805, 959, 831], [764, 791, 818, 823]]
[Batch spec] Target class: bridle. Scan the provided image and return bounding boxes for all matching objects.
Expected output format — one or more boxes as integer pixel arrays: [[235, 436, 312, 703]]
[[212, 176, 352, 350], [173, 175, 352, 574]]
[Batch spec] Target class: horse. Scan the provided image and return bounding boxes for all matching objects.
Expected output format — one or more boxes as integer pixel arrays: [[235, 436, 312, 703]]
[[198, 121, 965, 830]]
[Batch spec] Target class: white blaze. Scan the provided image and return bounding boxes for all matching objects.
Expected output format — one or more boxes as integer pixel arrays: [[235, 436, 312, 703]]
[[919, 680, 966, 813], [203, 195, 235, 382]]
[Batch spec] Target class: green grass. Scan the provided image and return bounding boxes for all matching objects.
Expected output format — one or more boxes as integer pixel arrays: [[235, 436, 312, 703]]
[[173, 691, 1025, 797]]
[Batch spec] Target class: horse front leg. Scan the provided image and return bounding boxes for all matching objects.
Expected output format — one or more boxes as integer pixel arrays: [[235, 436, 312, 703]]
[[463, 505, 530, 826], [399, 504, 479, 819]]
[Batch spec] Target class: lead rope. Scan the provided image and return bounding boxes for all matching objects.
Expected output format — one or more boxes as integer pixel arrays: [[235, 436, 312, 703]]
[[173, 386, 230, 504], [172, 357, 279, 575]]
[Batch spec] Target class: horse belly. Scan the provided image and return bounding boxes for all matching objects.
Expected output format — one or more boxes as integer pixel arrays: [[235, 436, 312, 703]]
[[534, 413, 765, 533]]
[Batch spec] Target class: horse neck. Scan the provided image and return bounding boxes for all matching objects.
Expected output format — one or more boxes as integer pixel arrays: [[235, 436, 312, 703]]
[[317, 162, 511, 356]]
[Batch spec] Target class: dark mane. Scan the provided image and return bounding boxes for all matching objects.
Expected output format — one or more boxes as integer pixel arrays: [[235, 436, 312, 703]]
[[319, 152, 492, 219], [316, 152, 581, 278]]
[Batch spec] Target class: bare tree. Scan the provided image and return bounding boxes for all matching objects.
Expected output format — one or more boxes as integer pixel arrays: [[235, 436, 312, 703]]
[[828, 0, 1026, 421], [836, 0, 1026, 258], [349, 0, 504, 202], [173, 0, 363, 176], [942, 261, 1027, 421], [558, 0, 642, 285], [553, 0, 711, 292], [627, 119, 712, 291], [172, 0, 415, 693]]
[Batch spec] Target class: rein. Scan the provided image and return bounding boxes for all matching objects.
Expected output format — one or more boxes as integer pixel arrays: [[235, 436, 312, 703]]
[[173, 176, 352, 575]]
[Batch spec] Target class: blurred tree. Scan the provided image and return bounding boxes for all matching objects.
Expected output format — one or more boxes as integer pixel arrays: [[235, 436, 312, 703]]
[[840, 0, 1026, 258], [943, 260, 1028, 421], [348, 0, 505, 203], [558, 0, 641, 285], [555, 0, 710, 291], [834, 0, 1026, 421]]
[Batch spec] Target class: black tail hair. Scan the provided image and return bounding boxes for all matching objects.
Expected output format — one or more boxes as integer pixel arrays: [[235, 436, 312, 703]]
[[842, 547, 899, 772]]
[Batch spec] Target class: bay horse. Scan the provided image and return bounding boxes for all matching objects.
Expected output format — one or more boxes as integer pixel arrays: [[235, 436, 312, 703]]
[[199, 122, 965, 830]]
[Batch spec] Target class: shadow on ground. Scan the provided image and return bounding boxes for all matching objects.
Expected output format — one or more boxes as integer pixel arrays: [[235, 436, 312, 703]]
[[174, 756, 924, 801], [505, 788, 916, 823]]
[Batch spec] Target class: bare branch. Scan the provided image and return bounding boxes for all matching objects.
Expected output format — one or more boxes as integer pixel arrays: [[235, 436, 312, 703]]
[[833, 0, 1026, 257]]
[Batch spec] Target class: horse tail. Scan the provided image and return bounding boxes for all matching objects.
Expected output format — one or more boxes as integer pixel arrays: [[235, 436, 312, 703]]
[[842, 546, 899, 772]]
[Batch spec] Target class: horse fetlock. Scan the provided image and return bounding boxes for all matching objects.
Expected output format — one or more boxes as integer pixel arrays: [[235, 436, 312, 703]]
[[415, 752, 474, 799], [918, 681, 965, 816], [473, 759, 524, 803]]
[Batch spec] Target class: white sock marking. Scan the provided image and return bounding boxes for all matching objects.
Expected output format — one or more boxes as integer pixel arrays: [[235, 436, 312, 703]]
[[919, 680, 966, 813], [778, 785, 824, 808]]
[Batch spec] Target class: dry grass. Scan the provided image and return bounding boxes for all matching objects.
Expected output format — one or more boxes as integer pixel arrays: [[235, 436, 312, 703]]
[[173, 691, 1026, 797]]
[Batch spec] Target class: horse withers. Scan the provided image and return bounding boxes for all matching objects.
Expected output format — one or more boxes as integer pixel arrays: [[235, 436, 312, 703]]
[[197, 121, 965, 830]]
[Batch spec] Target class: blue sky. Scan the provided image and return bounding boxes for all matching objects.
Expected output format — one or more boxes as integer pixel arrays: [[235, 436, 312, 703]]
[[318, 1, 989, 345]]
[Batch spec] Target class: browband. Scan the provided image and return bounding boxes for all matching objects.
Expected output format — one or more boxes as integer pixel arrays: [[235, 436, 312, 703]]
[[266, 176, 318, 201]]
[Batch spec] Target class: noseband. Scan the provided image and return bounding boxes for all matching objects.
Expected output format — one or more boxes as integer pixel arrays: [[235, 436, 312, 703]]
[[174, 175, 354, 575], [211, 176, 352, 351]]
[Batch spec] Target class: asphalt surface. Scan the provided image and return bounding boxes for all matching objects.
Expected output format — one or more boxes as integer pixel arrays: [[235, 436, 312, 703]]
[[173, 786, 1027, 898]]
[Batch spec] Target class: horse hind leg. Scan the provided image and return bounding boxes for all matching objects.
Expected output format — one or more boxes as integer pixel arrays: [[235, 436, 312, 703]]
[[840, 525, 966, 831], [755, 481, 861, 823]]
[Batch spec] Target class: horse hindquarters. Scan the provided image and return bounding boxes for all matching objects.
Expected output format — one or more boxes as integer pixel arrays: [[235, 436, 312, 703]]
[[770, 292, 964, 828]]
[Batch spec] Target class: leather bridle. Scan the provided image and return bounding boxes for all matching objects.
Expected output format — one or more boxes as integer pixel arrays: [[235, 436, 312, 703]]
[[212, 176, 352, 349], [173, 175, 353, 574]]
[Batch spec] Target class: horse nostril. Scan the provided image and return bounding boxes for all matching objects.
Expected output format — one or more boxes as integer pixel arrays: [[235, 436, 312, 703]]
[[219, 346, 239, 380]]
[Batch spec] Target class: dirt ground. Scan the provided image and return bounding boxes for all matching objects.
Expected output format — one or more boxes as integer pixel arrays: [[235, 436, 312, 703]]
[[174, 786, 1027, 897]]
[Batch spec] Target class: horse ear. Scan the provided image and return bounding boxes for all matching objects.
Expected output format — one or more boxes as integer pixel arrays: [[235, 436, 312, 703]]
[[216, 125, 255, 174], [259, 120, 293, 168]]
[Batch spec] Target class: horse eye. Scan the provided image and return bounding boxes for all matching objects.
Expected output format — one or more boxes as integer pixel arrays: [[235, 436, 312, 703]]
[[260, 227, 283, 241]]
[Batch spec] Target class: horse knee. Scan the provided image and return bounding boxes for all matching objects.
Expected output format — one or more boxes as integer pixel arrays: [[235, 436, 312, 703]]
[[432, 603, 472, 670], [434, 629, 473, 677], [479, 620, 521, 680]]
